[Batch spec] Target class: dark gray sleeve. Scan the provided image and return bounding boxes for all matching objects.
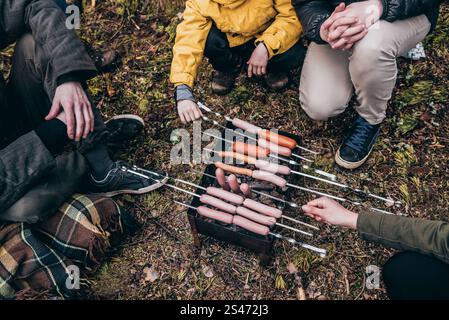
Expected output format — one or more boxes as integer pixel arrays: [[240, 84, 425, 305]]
[[22, 0, 97, 84], [0, 131, 56, 214], [357, 212, 449, 264], [175, 84, 195, 102], [1, 151, 87, 223]]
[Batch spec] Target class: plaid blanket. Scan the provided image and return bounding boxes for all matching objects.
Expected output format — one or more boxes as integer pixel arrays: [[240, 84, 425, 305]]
[[0, 194, 123, 299]]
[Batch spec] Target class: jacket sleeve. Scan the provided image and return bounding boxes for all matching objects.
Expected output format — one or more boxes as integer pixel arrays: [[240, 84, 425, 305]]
[[0, 131, 56, 214], [1, 151, 87, 224], [256, 0, 303, 58], [21, 0, 97, 93], [357, 212, 449, 264], [169, 0, 212, 88], [293, 0, 332, 44], [380, 0, 441, 22]]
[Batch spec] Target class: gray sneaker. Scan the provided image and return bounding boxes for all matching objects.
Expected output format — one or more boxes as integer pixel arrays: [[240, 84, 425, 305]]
[[88, 162, 167, 197]]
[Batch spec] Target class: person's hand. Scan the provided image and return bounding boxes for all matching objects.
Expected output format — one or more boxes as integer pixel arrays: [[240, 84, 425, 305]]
[[45, 82, 94, 141], [331, 0, 383, 30], [329, 23, 368, 50], [247, 43, 269, 78], [320, 2, 348, 43], [177, 100, 203, 123], [324, 0, 383, 49], [302, 197, 359, 229]]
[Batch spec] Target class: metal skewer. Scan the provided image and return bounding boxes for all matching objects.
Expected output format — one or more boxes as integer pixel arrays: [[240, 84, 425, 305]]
[[135, 167, 318, 231], [289, 169, 400, 206], [201, 162, 397, 215], [285, 184, 395, 214], [128, 167, 313, 236], [174, 200, 326, 257], [202, 115, 313, 163], [204, 147, 400, 206], [198, 102, 402, 207], [198, 102, 319, 155], [193, 169, 319, 230], [268, 232, 327, 258], [204, 132, 299, 166], [195, 168, 296, 207]]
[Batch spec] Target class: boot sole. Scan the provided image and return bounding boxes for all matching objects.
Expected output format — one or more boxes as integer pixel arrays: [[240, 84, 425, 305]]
[[90, 177, 168, 198], [266, 83, 289, 92], [211, 85, 234, 95], [335, 145, 374, 170], [105, 114, 145, 126]]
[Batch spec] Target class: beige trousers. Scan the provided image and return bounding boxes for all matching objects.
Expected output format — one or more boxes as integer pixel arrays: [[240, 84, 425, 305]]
[[299, 15, 431, 125]]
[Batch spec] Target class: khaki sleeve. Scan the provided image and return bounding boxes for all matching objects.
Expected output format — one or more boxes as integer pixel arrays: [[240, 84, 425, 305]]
[[169, 0, 212, 88], [256, 0, 303, 58], [357, 212, 449, 264]]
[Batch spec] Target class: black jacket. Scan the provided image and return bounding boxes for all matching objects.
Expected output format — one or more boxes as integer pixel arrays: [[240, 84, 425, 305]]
[[293, 0, 441, 44]]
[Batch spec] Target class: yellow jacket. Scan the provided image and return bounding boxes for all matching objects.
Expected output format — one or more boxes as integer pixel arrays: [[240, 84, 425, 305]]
[[170, 0, 302, 88]]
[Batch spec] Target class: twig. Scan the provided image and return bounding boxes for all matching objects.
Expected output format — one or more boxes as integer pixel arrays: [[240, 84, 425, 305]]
[[132, 203, 183, 243]]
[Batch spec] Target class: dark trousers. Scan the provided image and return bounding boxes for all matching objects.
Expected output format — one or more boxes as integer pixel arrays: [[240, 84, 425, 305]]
[[383, 252, 449, 300], [204, 25, 306, 75], [1, 33, 105, 147]]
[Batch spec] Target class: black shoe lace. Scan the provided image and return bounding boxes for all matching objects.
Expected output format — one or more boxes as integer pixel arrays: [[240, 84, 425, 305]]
[[345, 118, 374, 152]]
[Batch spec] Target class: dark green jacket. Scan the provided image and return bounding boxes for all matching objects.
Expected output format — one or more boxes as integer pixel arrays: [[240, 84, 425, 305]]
[[358, 212, 449, 264]]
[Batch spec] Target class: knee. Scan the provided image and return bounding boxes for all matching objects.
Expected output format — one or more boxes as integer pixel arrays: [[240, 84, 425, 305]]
[[351, 29, 395, 74], [299, 90, 347, 121], [13, 33, 36, 61], [204, 27, 229, 56], [383, 252, 404, 284], [302, 104, 332, 121], [382, 251, 422, 299]]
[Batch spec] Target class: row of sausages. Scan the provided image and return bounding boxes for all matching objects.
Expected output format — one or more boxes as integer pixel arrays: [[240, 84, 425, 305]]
[[193, 173, 287, 234], [196, 206, 271, 236], [215, 162, 288, 188], [199, 188, 281, 223], [231, 119, 298, 150], [196, 121, 299, 236]]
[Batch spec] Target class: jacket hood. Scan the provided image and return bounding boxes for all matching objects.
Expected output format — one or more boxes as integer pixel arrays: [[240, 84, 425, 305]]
[[212, 0, 247, 9]]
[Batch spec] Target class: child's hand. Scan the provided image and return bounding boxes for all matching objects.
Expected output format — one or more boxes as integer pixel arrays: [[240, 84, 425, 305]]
[[247, 43, 269, 78], [177, 100, 203, 123], [302, 197, 358, 229]]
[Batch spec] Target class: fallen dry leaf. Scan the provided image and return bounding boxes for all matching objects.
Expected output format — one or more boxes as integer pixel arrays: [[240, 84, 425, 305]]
[[297, 287, 307, 301], [202, 265, 214, 278], [287, 262, 298, 274], [142, 267, 159, 283]]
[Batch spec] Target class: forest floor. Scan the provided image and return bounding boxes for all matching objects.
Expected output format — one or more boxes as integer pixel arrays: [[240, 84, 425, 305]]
[[12, 1, 449, 300]]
